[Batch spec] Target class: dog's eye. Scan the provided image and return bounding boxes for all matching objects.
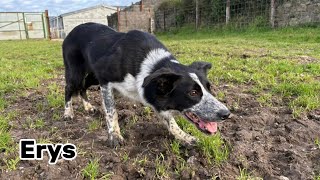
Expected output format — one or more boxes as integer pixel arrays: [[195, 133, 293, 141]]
[[189, 90, 199, 97]]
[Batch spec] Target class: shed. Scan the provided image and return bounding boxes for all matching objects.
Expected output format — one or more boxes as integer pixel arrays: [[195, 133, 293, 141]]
[[50, 4, 117, 38]]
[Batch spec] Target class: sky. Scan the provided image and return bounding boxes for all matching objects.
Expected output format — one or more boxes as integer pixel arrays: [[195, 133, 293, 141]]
[[0, 0, 139, 16]]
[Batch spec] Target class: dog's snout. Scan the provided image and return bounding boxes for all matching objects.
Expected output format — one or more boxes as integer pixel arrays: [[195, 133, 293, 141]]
[[217, 109, 230, 120]]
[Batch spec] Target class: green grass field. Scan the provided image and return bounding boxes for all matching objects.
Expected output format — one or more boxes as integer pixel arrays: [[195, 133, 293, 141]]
[[0, 26, 319, 178]]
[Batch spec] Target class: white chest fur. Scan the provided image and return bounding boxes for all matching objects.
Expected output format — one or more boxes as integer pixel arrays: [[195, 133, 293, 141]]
[[109, 74, 143, 102], [110, 48, 174, 106]]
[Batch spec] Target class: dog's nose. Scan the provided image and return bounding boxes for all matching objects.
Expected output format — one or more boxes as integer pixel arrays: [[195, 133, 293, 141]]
[[217, 109, 231, 120]]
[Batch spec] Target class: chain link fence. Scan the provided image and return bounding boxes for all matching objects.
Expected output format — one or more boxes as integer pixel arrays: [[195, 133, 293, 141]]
[[154, 0, 320, 31]]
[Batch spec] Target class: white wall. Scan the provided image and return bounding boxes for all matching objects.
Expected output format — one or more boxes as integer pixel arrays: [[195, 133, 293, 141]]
[[62, 6, 117, 36]]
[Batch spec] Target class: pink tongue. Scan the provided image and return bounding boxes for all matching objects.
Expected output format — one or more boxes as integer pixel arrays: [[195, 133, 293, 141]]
[[199, 121, 218, 134]]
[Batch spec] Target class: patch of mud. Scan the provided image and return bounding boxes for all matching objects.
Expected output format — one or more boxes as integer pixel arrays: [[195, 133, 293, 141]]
[[1, 75, 320, 179], [295, 55, 319, 64]]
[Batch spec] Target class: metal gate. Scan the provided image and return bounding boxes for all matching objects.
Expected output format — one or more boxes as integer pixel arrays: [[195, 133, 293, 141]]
[[0, 11, 50, 40]]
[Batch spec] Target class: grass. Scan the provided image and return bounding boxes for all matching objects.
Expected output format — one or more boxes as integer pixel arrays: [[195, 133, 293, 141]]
[[176, 116, 229, 164], [88, 119, 101, 132], [47, 83, 64, 108], [121, 152, 129, 163], [142, 106, 153, 119], [0, 40, 63, 112], [170, 140, 181, 157], [135, 155, 148, 166], [0, 40, 63, 171], [4, 156, 20, 171], [82, 158, 101, 180], [155, 153, 169, 178], [237, 166, 264, 180], [23, 117, 45, 129], [0, 112, 18, 154], [315, 138, 320, 149]]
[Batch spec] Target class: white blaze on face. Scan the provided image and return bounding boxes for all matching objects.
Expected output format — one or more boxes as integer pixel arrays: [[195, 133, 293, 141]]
[[188, 73, 229, 120]]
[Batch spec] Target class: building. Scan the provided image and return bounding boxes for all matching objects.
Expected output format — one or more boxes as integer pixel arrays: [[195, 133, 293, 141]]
[[0, 11, 50, 40], [50, 4, 117, 39], [108, 0, 165, 33]]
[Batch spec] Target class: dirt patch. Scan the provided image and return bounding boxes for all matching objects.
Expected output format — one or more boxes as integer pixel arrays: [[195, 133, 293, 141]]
[[1, 75, 320, 179], [295, 55, 319, 64]]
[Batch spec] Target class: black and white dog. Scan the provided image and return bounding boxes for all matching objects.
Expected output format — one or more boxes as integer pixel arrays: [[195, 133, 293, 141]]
[[62, 23, 230, 147]]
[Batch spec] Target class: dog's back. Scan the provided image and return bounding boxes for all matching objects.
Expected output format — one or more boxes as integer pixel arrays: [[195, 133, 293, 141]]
[[62, 23, 122, 68]]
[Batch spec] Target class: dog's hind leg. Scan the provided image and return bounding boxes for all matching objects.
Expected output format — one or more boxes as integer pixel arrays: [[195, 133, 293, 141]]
[[80, 73, 99, 113], [63, 51, 86, 120], [161, 112, 198, 147], [64, 84, 76, 120], [100, 84, 124, 147]]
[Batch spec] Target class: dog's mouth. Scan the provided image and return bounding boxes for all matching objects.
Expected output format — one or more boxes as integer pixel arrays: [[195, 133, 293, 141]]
[[184, 112, 217, 135]]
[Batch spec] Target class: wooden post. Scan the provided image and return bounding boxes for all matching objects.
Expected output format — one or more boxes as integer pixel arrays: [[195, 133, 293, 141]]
[[163, 11, 166, 31], [117, 7, 120, 32], [44, 10, 51, 39], [226, 0, 230, 24], [56, 16, 60, 39], [174, 7, 177, 27], [195, 0, 199, 30], [17, 13, 22, 40], [125, 10, 127, 27], [270, 0, 275, 28], [150, 17, 154, 33], [22, 12, 29, 39]]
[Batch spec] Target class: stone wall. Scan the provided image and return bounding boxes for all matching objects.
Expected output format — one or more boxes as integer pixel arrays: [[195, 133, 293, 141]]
[[275, 0, 320, 27]]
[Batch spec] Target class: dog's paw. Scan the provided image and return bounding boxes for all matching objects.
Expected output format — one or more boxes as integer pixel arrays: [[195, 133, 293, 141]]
[[63, 110, 74, 120], [108, 133, 125, 148], [86, 106, 97, 114], [83, 102, 97, 113], [182, 137, 198, 148]]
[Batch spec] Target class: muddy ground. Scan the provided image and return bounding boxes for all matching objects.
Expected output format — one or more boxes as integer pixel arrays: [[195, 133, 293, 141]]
[[1, 74, 319, 180]]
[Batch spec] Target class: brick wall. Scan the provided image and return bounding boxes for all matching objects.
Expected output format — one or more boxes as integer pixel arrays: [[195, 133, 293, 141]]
[[108, 0, 165, 32]]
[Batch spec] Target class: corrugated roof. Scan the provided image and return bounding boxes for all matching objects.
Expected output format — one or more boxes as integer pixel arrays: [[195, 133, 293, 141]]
[[60, 4, 117, 17]]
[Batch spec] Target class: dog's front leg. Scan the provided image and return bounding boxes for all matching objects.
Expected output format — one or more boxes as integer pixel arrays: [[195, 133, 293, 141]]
[[101, 84, 124, 147], [161, 112, 198, 147]]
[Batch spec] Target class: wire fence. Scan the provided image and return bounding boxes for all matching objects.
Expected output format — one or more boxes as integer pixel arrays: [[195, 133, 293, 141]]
[[154, 0, 320, 31]]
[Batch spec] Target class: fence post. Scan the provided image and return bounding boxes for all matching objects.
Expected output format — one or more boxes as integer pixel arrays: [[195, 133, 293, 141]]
[[226, 0, 230, 24], [163, 11, 166, 31], [270, 0, 275, 28], [57, 16, 60, 39], [22, 12, 29, 39], [16, 13, 22, 40], [174, 7, 177, 28], [117, 7, 120, 32], [44, 10, 51, 39], [195, 0, 199, 30]]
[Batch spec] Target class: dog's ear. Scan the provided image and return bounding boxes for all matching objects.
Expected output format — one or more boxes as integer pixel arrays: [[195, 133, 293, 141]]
[[189, 61, 212, 75], [142, 68, 181, 96]]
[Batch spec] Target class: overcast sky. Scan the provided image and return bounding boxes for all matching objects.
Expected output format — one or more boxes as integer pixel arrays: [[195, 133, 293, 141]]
[[0, 0, 139, 16]]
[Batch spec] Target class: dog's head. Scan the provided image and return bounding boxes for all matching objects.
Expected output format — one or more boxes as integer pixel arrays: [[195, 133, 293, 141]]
[[143, 61, 230, 135]]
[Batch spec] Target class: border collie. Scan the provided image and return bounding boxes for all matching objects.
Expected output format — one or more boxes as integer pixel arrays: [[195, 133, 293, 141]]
[[62, 23, 230, 147]]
